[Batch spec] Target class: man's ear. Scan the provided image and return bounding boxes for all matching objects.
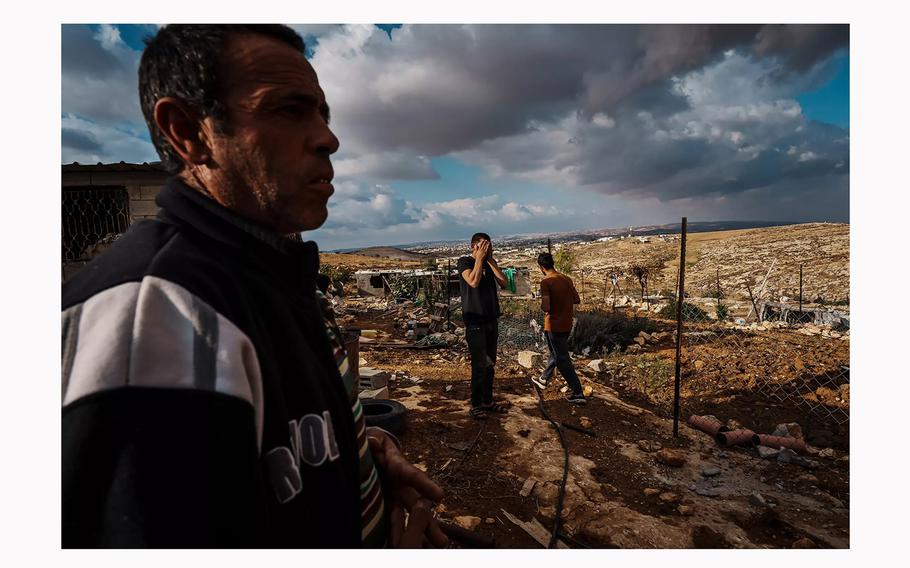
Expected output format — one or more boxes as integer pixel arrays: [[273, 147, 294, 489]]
[[153, 97, 212, 167]]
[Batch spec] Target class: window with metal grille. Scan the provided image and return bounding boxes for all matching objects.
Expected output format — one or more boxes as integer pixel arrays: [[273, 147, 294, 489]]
[[62, 186, 131, 262]]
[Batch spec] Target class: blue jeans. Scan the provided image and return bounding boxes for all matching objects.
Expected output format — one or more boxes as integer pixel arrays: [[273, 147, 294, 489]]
[[541, 331, 583, 395]]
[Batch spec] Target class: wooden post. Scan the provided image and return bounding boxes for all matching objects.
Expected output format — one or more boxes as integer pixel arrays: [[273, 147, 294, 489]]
[[746, 283, 760, 322], [673, 217, 687, 438], [580, 270, 585, 304]]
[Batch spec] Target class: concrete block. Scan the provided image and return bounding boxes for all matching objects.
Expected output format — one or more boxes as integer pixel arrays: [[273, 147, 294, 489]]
[[359, 386, 390, 400]]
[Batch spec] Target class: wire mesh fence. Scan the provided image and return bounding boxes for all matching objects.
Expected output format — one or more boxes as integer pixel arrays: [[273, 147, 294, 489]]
[[671, 235, 851, 430]]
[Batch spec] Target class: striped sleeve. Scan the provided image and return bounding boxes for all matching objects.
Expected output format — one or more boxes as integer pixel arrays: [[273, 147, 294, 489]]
[[62, 275, 265, 449]]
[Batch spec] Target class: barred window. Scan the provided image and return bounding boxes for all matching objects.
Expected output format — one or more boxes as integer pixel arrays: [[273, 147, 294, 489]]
[[62, 186, 131, 263]]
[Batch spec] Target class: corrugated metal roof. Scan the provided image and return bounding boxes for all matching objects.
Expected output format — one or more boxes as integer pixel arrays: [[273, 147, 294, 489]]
[[62, 161, 166, 173]]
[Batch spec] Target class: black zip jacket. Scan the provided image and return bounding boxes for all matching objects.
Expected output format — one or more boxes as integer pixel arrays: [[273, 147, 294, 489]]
[[62, 178, 372, 548]]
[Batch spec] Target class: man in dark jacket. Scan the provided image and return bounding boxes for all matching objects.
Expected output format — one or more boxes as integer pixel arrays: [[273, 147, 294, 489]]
[[457, 233, 508, 419], [62, 24, 446, 548]]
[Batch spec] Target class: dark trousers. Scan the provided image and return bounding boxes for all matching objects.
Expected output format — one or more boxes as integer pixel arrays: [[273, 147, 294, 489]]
[[465, 320, 498, 408], [542, 331, 584, 395]]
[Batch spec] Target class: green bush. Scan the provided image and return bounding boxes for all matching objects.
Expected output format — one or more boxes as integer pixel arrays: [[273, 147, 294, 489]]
[[319, 264, 354, 286], [657, 301, 711, 321], [553, 248, 577, 274], [715, 303, 729, 321], [568, 309, 658, 355], [387, 274, 419, 300]]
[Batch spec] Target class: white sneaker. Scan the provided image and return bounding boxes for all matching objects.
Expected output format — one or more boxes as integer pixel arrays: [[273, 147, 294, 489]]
[[531, 376, 549, 390]]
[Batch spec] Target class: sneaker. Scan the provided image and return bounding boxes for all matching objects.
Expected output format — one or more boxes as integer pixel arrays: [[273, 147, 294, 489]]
[[531, 376, 549, 390], [566, 392, 587, 404]]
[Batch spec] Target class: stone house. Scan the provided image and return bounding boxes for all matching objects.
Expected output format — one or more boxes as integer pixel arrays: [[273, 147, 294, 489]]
[[62, 161, 168, 280]]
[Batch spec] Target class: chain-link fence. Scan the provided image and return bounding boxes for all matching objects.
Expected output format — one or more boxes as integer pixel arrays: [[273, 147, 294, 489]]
[[670, 232, 850, 433]]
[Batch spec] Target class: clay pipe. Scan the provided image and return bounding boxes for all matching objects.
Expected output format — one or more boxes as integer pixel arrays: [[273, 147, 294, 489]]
[[757, 434, 808, 455], [686, 415, 729, 437], [715, 429, 760, 447]]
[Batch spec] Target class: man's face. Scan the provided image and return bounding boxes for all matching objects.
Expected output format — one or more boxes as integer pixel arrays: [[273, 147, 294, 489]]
[[205, 33, 339, 234]]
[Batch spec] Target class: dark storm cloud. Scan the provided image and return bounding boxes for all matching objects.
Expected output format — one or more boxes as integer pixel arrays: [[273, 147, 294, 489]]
[[62, 128, 103, 153], [61, 24, 128, 78], [753, 24, 849, 72]]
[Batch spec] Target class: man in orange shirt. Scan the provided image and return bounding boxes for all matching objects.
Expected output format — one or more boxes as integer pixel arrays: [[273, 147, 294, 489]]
[[531, 252, 586, 403]]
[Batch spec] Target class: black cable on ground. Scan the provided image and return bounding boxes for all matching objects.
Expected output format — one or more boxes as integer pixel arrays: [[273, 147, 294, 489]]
[[532, 383, 570, 549]]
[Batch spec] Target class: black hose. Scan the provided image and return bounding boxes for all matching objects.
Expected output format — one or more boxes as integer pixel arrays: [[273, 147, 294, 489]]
[[532, 383, 570, 549]]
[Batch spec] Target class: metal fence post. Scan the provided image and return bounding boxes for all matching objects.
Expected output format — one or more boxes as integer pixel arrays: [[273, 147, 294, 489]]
[[673, 217, 687, 438]]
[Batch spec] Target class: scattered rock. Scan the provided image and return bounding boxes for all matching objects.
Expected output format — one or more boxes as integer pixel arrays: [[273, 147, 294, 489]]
[[579, 416, 593, 429], [701, 467, 721, 478], [627, 344, 642, 353], [659, 492, 680, 504], [677, 505, 694, 516], [655, 448, 687, 467], [637, 440, 663, 453], [778, 448, 819, 469], [519, 478, 538, 498], [583, 385, 594, 397], [454, 516, 482, 530], [818, 448, 836, 458], [517, 351, 542, 369], [749, 492, 767, 507], [444, 385, 453, 393], [643, 488, 661, 497], [634, 336, 647, 346], [587, 359, 606, 372], [757, 445, 781, 459], [772, 422, 805, 441], [791, 537, 817, 549], [485, 517, 496, 525], [694, 360, 706, 371], [695, 488, 722, 498]]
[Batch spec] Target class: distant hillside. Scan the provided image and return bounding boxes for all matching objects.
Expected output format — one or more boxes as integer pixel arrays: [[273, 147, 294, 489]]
[[346, 246, 433, 262]]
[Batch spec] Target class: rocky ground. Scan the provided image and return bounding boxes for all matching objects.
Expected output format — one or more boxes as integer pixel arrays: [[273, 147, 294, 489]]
[[350, 307, 849, 549], [324, 223, 850, 549]]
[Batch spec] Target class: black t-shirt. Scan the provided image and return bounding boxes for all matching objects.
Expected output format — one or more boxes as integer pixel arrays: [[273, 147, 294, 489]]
[[457, 256, 501, 324]]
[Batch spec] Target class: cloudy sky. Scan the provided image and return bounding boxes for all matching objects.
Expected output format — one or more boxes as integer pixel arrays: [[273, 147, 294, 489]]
[[61, 24, 849, 249]]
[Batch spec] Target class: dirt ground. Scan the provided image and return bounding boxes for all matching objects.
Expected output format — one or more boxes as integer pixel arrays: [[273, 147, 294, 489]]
[[354, 311, 850, 549]]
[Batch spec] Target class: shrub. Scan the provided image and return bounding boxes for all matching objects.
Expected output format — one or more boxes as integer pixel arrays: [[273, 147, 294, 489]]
[[657, 301, 710, 321], [553, 248, 577, 274], [319, 264, 354, 286], [568, 309, 658, 355], [387, 274, 419, 301], [715, 303, 729, 321]]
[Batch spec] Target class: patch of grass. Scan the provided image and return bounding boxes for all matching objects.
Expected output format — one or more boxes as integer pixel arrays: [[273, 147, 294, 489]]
[[634, 355, 674, 391]]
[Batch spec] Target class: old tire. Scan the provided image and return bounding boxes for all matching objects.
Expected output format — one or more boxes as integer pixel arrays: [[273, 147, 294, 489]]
[[361, 399, 408, 437]]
